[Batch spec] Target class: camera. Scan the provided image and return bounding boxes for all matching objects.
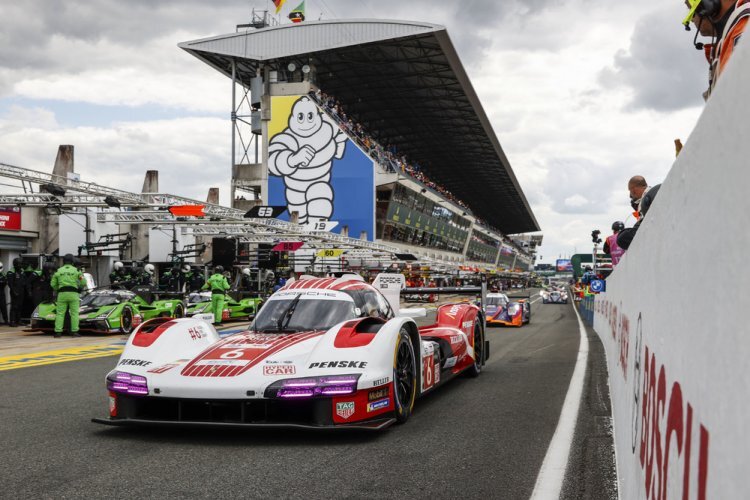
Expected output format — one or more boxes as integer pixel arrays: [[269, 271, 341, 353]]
[[591, 230, 602, 244]]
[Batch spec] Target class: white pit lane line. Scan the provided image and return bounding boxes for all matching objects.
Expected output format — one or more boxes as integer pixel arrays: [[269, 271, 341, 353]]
[[530, 299, 590, 500]]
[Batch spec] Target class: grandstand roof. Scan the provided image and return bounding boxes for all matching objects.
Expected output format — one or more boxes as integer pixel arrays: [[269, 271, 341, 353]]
[[179, 19, 540, 234]]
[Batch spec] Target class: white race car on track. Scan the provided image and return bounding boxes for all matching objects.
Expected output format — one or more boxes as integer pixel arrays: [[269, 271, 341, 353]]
[[92, 274, 488, 431]]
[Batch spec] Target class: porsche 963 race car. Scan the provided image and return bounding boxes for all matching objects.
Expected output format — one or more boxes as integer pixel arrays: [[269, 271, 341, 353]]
[[92, 274, 489, 430]]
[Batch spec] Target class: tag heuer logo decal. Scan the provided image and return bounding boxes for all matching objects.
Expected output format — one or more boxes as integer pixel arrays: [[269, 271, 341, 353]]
[[336, 402, 355, 420]]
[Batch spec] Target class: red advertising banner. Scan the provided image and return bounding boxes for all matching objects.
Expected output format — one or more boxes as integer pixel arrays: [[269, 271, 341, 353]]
[[0, 207, 22, 231]]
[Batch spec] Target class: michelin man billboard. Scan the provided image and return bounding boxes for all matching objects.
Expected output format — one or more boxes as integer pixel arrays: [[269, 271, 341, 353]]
[[268, 95, 375, 240]]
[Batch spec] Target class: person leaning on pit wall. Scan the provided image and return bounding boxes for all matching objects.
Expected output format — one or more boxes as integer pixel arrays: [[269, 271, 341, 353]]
[[617, 176, 662, 250], [682, 0, 750, 99]]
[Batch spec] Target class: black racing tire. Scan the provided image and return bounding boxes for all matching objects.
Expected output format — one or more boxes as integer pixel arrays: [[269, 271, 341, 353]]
[[393, 328, 417, 424], [466, 321, 485, 378], [121, 307, 134, 334], [173, 304, 185, 318]]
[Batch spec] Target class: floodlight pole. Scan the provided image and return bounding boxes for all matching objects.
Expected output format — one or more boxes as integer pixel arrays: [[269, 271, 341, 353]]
[[231, 59, 237, 184]]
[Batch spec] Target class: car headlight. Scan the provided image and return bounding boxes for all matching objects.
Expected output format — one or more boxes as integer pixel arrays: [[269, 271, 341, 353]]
[[32, 308, 40, 318], [106, 371, 148, 396], [265, 374, 362, 399]]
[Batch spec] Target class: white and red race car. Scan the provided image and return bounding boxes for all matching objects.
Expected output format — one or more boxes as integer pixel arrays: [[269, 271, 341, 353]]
[[93, 274, 488, 430]]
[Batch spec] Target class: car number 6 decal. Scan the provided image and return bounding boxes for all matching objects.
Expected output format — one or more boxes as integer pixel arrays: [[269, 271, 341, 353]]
[[220, 349, 246, 359]]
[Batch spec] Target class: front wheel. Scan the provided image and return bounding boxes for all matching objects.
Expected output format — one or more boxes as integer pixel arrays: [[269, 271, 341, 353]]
[[393, 329, 417, 424], [120, 307, 134, 334]]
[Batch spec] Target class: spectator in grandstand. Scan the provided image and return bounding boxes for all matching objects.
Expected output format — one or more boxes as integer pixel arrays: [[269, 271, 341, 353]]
[[604, 221, 626, 266], [618, 177, 662, 250], [682, 0, 750, 99], [309, 90, 471, 210]]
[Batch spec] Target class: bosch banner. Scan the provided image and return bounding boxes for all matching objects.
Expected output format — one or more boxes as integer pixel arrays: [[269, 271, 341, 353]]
[[268, 95, 375, 240]]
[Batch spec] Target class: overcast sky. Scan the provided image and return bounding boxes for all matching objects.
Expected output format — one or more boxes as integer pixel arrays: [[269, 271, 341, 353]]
[[0, 0, 711, 263]]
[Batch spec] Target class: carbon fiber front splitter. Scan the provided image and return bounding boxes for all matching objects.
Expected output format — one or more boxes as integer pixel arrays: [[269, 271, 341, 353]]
[[91, 416, 396, 431]]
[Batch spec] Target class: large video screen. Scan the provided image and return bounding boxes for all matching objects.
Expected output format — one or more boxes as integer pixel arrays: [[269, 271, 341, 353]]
[[556, 259, 573, 272]]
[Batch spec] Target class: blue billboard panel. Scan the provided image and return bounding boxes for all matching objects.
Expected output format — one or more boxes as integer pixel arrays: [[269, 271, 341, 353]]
[[267, 95, 375, 241]]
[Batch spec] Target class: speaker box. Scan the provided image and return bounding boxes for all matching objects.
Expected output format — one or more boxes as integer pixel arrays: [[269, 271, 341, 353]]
[[212, 238, 237, 268], [257, 243, 278, 270]]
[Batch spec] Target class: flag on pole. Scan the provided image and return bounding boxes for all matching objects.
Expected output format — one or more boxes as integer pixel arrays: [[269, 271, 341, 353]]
[[273, 0, 286, 14], [289, 0, 305, 22]]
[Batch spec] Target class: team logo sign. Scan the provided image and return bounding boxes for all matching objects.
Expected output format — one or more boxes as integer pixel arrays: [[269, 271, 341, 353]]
[[336, 401, 355, 420]]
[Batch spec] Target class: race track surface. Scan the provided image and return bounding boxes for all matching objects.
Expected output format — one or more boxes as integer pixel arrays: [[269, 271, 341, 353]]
[[0, 294, 614, 499]]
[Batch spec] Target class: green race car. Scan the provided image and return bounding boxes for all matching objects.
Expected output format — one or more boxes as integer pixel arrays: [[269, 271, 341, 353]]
[[31, 287, 186, 334], [186, 291, 264, 322]]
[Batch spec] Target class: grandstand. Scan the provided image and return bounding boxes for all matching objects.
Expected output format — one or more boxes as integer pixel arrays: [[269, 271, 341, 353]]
[[179, 18, 540, 270]]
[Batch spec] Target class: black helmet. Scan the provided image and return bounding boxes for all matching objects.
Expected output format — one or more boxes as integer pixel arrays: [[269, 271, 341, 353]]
[[215, 265, 224, 274], [612, 221, 625, 232], [63, 253, 75, 264], [12, 257, 22, 268]]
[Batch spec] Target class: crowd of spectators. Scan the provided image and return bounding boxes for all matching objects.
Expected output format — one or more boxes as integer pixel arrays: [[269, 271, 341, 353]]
[[310, 90, 533, 261], [311, 90, 469, 210]]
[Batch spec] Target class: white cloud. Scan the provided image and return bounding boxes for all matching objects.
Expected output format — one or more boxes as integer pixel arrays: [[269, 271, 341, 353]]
[[0, 112, 231, 205], [564, 194, 588, 208]]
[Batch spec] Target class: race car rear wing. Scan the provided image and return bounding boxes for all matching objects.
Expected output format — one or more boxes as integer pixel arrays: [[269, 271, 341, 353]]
[[372, 273, 487, 318]]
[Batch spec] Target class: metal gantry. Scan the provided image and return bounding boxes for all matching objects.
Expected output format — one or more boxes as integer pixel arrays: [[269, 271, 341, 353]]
[[0, 161, 514, 268], [0, 161, 407, 255]]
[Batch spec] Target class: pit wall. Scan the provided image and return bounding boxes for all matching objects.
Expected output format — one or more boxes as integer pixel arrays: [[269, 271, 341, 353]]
[[592, 42, 750, 499]]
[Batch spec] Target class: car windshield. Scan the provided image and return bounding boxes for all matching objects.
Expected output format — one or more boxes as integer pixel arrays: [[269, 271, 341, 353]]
[[81, 293, 128, 307], [188, 293, 211, 304], [250, 297, 356, 332], [486, 296, 508, 307]]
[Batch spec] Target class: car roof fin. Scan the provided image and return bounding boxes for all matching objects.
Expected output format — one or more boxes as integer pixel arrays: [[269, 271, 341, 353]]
[[331, 274, 365, 287]]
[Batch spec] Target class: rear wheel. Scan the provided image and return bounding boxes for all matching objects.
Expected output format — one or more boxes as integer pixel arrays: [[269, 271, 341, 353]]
[[120, 307, 134, 334], [393, 329, 417, 424], [466, 321, 485, 378]]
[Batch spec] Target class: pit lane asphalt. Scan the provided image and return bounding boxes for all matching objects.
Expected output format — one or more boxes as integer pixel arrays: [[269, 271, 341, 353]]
[[0, 294, 611, 499]]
